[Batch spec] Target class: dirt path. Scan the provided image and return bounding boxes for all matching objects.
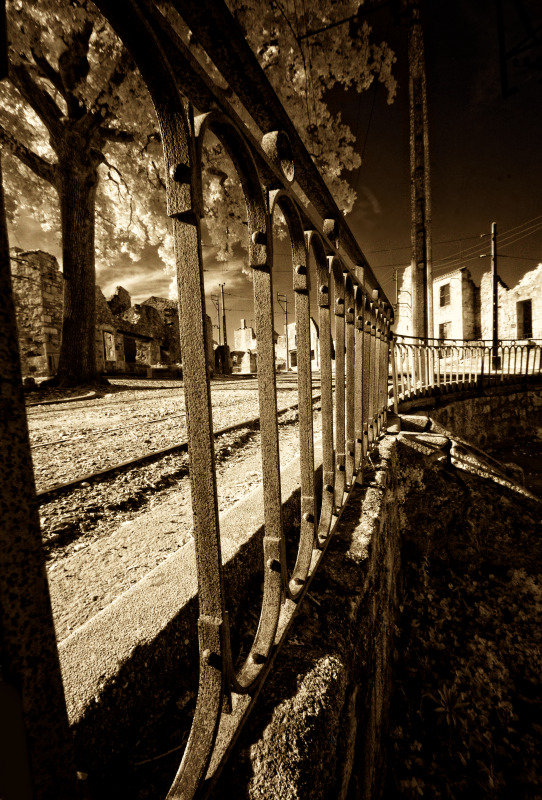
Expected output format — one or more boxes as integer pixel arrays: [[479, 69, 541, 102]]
[[48, 414, 320, 640]]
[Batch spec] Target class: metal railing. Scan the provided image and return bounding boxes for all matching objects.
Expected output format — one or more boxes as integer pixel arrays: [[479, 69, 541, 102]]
[[0, 2, 394, 798], [391, 335, 542, 406]]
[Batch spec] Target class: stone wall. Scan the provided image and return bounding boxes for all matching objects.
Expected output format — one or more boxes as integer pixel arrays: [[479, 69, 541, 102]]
[[10, 249, 63, 376], [481, 264, 542, 341], [234, 319, 258, 353], [141, 296, 182, 364], [418, 385, 542, 449], [433, 268, 466, 339], [397, 266, 480, 340], [95, 287, 124, 373]]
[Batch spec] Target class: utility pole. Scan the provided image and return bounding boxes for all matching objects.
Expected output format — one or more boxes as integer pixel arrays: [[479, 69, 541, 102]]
[[406, 0, 433, 340], [219, 283, 227, 348], [277, 292, 289, 370], [211, 293, 220, 345], [491, 222, 500, 370]]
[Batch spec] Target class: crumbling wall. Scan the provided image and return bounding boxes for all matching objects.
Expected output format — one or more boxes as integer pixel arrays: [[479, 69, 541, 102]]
[[481, 264, 542, 341], [10, 249, 63, 377]]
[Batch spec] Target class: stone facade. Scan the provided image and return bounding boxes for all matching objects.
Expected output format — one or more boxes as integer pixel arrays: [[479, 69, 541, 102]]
[[276, 317, 320, 371], [432, 267, 480, 340], [232, 318, 280, 374], [395, 263, 541, 343], [11, 250, 216, 379], [480, 263, 542, 341], [10, 249, 63, 377], [232, 319, 258, 373], [234, 319, 257, 353], [95, 287, 124, 374]]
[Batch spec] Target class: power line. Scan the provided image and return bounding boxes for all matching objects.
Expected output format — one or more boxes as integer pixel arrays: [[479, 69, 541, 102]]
[[432, 215, 542, 270]]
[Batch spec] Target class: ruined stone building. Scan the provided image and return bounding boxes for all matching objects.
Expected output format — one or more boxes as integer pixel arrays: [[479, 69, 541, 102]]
[[10, 249, 63, 376], [480, 264, 542, 340], [232, 319, 258, 373], [11, 248, 214, 379], [276, 317, 320, 371], [432, 268, 480, 340], [394, 262, 541, 342]]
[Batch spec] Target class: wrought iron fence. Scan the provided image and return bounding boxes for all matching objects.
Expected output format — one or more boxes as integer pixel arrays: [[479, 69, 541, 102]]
[[391, 335, 542, 405], [0, 1, 394, 798]]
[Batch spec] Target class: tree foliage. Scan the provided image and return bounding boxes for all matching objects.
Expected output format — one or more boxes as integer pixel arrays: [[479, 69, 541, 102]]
[[1, 0, 166, 264], [0, 0, 396, 382]]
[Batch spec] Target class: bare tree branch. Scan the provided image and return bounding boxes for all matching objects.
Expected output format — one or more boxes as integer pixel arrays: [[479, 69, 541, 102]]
[[99, 127, 135, 143], [8, 61, 62, 135], [0, 124, 56, 185], [30, 46, 65, 98]]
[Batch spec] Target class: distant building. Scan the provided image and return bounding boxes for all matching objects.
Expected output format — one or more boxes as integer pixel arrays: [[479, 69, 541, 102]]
[[432, 268, 480, 340], [394, 263, 541, 342], [276, 317, 320, 371], [480, 264, 542, 341], [10, 248, 214, 379], [234, 319, 257, 352], [232, 318, 257, 373], [10, 249, 63, 377]]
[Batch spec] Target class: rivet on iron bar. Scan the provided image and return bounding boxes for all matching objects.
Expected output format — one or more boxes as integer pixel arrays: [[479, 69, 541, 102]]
[[295, 264, 306, 275], [348, 450, 354, 457], [336, 298, 344, 306], [252, 230, 266, 245], [169, 163, 190, 182], [292, 577, 305, 587], [266, 558, 282, 572], [356, 438, 363, 444], [324, 484, 333, 493], [320, 285, 328, 294], [250, 651, 266, 665], [338, 464, 345, 472], [348, 307, 354, 315], [201, 649, 221, 670], [303, 512, 314, 523]]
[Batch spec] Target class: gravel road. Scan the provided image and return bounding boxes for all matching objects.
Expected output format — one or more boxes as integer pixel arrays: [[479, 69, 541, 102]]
[[25, 377, 322, 640]]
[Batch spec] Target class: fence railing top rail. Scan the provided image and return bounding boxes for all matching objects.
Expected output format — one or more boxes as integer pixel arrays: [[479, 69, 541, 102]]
[[393, 334, 542, 346]]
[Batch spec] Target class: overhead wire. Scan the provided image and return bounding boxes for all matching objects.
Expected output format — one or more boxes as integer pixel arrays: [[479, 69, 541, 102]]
[[432, 215, 542, 271]]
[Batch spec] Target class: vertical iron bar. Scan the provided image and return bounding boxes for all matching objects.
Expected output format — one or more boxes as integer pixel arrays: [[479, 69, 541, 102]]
[[312, 236, 334, 544], [354, 286, 364, 473], [168, 211, 226, 800], [344, 276, 355, 488], [368, 300, 377, 443], [0, 156, 78, 800], [290, 233, 316, 594], [332, 260, 346, 511], [362, 296, 372, 455]]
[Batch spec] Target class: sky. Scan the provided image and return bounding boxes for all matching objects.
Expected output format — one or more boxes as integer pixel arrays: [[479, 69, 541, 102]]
[[7, 0, 542, 346]]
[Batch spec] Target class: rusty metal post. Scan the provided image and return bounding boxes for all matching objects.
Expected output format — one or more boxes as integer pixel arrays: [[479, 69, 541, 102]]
[[332, 260, 346, 511], [0, 156, 78, 799], [354, 285, 364, 473], [344, 275, 355, 488]]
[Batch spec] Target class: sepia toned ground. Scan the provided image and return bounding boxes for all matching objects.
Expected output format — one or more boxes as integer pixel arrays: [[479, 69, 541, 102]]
[[25, 376, 321, 641]]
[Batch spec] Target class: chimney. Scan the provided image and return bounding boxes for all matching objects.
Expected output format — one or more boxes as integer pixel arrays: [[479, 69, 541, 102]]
[[240, 318, 246, 329]]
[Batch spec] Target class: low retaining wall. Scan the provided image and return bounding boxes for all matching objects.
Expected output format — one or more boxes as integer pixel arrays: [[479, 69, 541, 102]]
[[59, 389, 540, 797], [399, 383, 542, 449]]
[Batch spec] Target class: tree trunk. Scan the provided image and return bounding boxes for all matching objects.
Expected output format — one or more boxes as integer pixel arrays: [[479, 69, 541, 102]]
[[54, 148, 99, 387]]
